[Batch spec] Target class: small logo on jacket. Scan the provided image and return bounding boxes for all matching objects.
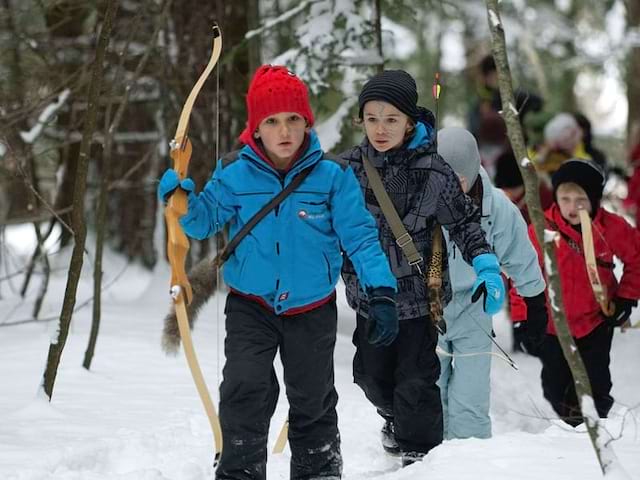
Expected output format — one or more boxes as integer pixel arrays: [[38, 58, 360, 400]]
[[279, 292, 289, 301], [298, 210, 326, 220]]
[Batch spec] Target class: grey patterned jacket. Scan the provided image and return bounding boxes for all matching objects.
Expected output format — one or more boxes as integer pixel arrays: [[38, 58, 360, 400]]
[[339, 122, 492, 321]]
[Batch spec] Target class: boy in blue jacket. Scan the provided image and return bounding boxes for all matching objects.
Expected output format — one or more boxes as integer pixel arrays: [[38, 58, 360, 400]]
[[158, 65, 397, 480]]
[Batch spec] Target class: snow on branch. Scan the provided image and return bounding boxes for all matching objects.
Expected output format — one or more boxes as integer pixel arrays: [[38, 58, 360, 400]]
[[316, 97, 356, 151], [245, 0, 318, 40], [315, 68, 365, 150], [19, 89, 71, 145], [488, 9, 501, 28], [270, 0, 377, 94]]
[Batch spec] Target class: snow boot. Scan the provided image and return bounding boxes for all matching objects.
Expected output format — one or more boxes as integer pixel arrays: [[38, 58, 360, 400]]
[[381, 419, 400, 456], [401, 451, 425, 467]]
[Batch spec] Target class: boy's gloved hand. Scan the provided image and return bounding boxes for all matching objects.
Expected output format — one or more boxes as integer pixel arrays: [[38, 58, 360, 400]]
[[366, 287, 399, 347], [513, 292, 548, 355], [157, 168, 195, 204], [471, 253, 505, 315], [603, 297, 637, 327]]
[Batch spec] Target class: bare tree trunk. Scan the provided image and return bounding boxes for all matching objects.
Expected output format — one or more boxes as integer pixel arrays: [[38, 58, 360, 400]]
[[374, 0, 384, 73], [84, 0, 172, 370], [246, 0, 261, 72], [626, 0, 640, 139], [32, 252, 50, 318], [485, 1, 630, 477], [42, 0, 119, 399]]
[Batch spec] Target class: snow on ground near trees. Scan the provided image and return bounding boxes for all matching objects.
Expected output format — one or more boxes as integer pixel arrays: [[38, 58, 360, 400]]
[[0, 239, 639, 480]]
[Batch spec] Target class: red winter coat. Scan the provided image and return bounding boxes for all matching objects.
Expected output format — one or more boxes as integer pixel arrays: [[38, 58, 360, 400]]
[[510, 204, 640, 338]]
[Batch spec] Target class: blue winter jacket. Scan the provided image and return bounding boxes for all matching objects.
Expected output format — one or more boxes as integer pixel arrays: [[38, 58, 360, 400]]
[[179, 131, 397, 314]]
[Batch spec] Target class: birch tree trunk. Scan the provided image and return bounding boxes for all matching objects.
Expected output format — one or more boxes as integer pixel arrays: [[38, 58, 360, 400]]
[[485, 1, 630, 477], [626, 0, 640, 138], [42, 0, 119, 399]]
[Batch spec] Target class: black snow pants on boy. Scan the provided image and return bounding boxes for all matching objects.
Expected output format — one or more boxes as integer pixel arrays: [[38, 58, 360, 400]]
[[215, 293, 342, 480], [352, 314, 443, 455], [539, 322, 614, 427]]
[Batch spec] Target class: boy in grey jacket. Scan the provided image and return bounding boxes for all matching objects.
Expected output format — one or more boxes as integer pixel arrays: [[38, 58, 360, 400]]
[[436, 127, 548, 439]]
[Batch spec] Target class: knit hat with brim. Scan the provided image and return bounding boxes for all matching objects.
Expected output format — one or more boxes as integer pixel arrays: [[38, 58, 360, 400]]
[[358, 70, 420, 121], [552, 159, 605, 213]]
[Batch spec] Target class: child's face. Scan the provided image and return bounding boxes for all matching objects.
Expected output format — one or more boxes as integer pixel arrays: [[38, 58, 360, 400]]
[[362, 101, 413, 152], [255, 112, 310, 167], [556, 183, 591, 225]]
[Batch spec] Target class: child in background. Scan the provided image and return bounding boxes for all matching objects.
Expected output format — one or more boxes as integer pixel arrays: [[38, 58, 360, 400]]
[[437, 127, 547, 440], [510, 159, 640, 425]]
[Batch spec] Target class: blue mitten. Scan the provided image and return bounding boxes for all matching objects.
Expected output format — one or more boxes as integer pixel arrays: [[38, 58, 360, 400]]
[[471, 253, 505, 315], [366, 287, 399, 347], [157, 169, 195, 204]]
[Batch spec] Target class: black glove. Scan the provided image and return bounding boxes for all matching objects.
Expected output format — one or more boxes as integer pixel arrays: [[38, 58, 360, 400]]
[[603, 297, 637, 327], [514, 292, 548, 355], [366, 287, 399, 347]]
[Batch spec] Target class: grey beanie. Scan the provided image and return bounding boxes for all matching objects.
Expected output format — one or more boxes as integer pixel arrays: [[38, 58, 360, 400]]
[[437, 127, 481, 187]]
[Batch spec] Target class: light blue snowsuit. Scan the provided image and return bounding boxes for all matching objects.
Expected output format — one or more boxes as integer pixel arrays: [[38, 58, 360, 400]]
[[437, 167, 545, 439]]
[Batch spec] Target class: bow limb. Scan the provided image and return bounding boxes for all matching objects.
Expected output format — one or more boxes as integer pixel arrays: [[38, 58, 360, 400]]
[[164, 24, 223, 465], [578, 209, 614, 316]]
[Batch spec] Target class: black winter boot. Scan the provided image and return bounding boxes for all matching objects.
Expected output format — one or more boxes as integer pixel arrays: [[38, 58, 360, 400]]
[[401, 451, 425, 467], [381, 419, 400, 456]]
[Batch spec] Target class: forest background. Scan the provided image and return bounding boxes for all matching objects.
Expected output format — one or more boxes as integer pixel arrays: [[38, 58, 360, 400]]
[[1, 0, 638, 275]]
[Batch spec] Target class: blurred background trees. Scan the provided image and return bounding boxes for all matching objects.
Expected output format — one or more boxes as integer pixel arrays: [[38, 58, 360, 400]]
[[1, 0, 637, 281]]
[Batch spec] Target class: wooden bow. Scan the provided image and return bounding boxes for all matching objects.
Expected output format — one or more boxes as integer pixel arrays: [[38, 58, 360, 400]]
[[578, 209, 614, 316], [164, 24, 223, 465]]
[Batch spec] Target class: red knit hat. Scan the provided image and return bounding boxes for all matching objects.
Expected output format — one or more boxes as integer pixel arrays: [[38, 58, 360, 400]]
[[238, 65, 315, 145]]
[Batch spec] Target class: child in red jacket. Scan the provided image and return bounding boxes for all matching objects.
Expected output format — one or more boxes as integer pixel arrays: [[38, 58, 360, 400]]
[[511, 159, 640, 426]]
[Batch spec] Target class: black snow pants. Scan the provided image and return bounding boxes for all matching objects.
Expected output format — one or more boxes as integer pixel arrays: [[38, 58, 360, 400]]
[[539, 322, 614, 427], [352, 314, 443, 454], [215, 293, 342, 480]]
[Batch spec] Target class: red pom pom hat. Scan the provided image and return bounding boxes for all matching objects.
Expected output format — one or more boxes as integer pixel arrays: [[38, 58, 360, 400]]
[[238, 65, 315, 144]]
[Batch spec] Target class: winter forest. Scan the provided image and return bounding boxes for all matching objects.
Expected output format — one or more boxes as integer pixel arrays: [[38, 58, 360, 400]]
[[1, 0, 640, 479]]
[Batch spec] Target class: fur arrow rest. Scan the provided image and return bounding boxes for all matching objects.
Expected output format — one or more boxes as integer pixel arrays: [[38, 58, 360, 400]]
[[162, 257, 219, 355]]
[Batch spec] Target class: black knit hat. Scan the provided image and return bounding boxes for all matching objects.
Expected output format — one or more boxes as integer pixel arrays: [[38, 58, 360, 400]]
[[552, 159, 605, 214], [358, 70, 419, 121]]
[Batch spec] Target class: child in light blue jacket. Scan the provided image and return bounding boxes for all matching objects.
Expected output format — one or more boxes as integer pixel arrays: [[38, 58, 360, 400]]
[[436, 127, 547, 439]]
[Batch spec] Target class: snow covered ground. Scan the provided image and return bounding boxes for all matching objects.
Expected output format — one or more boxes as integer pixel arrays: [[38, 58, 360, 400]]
[[1, 232, 639, 480]]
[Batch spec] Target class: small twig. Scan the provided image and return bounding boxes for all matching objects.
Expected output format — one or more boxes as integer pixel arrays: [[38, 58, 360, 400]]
[[11, 147, 75, 237], [0, 262, 130, 327]]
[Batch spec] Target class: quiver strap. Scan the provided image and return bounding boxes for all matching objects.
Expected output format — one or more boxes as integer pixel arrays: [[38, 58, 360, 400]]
[[213, 163, 315, 268]]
